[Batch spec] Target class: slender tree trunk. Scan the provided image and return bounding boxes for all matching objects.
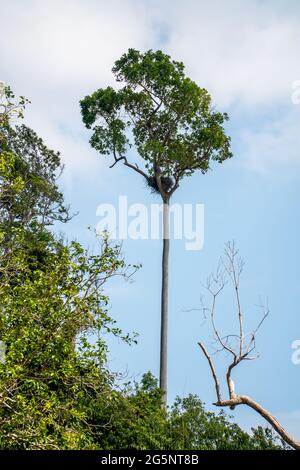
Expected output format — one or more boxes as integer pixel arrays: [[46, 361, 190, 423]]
[[160, 196, 170, 406]]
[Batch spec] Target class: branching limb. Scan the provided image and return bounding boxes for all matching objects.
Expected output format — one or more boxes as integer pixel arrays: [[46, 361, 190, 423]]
[[198, 241, 300, 450], [110, 149, 149, 180], [198, 342, 222, 403], [214, 395, 300, 451]]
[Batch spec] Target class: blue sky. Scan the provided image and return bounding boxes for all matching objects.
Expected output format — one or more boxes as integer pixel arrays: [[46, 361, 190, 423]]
[[1, 0, 300, 438]]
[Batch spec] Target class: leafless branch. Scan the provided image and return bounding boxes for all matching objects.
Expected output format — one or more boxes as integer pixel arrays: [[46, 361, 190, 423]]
[[110, 148, 149, 180], [198, 342, 221, 403], [198, 241, 300, 450]]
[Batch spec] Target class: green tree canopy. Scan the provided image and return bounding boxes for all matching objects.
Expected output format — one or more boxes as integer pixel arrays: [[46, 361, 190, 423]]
[[80, 49, 232, 199]]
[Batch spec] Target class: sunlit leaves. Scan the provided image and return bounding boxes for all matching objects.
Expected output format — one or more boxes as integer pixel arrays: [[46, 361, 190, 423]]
[[81, 49, 233, 183], [0, 228, 135, 449]]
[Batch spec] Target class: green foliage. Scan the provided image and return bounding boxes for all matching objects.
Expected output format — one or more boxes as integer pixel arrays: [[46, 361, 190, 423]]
[[0, 151, 25, 201], [0, 83, 29, 138], [0, 224, 135, 449], [167, 395, 283, 450], [81, 49, 232, 195], [90, 373, 167, 450], [0, 125, 70, 229], [89, 373, 284, 450], [0, 85, 69, 233], [0, 89, 136, 449]]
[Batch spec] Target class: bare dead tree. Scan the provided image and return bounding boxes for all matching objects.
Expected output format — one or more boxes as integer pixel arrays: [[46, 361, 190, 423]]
[[198, 241, 300, 451]]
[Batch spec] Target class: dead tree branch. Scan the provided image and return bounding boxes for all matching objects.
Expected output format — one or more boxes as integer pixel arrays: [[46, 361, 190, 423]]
[[198, 241, 300, 450]]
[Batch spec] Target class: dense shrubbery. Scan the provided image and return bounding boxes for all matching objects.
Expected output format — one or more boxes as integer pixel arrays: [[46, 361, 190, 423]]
[[90, 373, 284, 450]]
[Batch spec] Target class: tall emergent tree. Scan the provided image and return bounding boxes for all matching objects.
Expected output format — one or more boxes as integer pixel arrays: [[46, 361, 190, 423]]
[[80, 49, 232, 404]]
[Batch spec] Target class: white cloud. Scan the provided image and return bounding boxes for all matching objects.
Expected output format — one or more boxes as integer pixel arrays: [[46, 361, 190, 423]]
[[1, 0, 155, 89], [157, 0, 300, 172], [237, 108, 300, 174], [162, 0, 300, 108], [0, 0, 158, 182], [1, 0, 300, 178]]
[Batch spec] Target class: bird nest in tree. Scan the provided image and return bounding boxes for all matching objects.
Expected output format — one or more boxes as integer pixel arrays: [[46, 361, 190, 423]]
[[146, 176, 174, 194]]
